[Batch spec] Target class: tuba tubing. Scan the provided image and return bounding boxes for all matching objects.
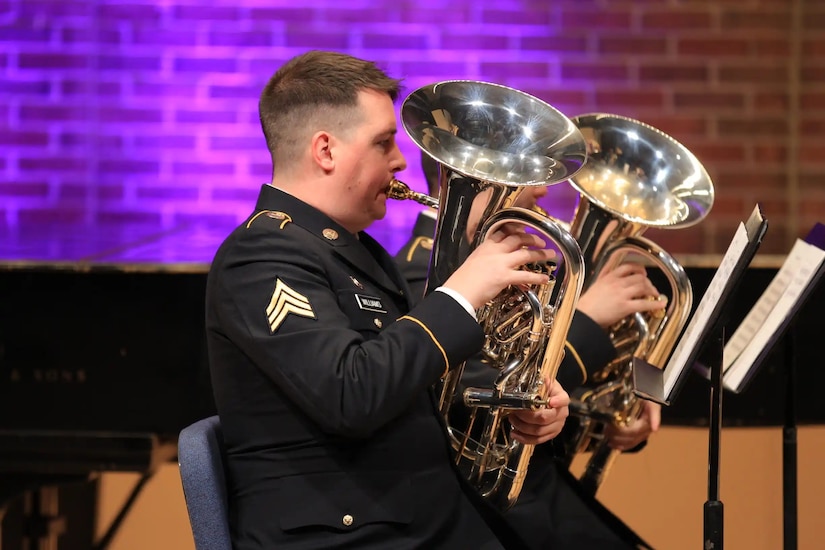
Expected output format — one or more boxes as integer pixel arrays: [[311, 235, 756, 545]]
[[472, 207, 583, 510], [566, 234, 692, 495]]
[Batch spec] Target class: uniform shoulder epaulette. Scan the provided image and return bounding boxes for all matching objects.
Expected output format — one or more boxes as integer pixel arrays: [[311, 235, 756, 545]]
[[403, 236, 433, 262], [246, 210, 292, 230]]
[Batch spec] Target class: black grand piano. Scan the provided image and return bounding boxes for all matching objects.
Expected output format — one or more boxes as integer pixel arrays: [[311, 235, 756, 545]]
[[0, 223, 224, 550], [1, 223, 822, 549]]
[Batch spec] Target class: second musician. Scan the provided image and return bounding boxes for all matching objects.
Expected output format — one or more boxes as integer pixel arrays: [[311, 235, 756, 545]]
[[395, 152, 663, 550]]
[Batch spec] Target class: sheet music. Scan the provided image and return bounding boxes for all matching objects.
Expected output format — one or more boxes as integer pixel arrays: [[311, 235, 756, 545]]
[[723, 239, 809, 370], [723, 238, 825, 391], [661, 222, 750, 399]]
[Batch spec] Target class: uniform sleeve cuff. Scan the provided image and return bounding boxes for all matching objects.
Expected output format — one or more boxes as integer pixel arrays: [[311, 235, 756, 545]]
[[434, 286, 477, 321]]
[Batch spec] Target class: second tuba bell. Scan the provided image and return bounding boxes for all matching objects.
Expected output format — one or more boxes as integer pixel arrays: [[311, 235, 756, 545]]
[[390, 80, 587, 510], [559, 113, 715, 495]]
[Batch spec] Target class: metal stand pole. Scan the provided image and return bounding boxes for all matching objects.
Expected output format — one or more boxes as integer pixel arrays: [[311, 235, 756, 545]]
[[703, 329, 724, 550]]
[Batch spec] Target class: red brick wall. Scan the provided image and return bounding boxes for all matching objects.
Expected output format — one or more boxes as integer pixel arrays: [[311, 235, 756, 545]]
[[1, 0, 822, 255]]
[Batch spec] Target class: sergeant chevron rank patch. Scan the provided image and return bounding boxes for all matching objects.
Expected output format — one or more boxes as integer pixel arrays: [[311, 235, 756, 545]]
[[266, 278, 315, 333]]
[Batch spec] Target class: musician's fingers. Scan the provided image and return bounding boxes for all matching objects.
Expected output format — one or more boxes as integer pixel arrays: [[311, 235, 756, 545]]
[[545, 381, 570, 409], [645, 401, 662, 432], [606, 421, 647, 450], [510, 407, 566, 432], [509, 410, 565, 444], [632, 295, 667, 313], [606, 262, 646, 280], [643, 278, 661, 296], [508, 231, 548, 251], [517, 247, 555, 267], [508, 270, 552, 288], [485, 228, 508, 243], [619, 282, 658, 305]]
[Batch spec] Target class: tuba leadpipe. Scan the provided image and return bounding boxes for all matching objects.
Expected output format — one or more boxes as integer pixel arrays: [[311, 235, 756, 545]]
[[559, 113, 714, 495], [392, 80, 588, 510]]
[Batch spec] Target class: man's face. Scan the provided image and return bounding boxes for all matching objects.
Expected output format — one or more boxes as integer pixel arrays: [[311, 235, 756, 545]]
[[332, 89, 407, 233]]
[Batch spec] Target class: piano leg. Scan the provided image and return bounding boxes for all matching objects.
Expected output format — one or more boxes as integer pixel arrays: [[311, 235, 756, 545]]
[[0, 478, 96, 550], [23, 487, 67, 550], [23, 486, 66, 550]]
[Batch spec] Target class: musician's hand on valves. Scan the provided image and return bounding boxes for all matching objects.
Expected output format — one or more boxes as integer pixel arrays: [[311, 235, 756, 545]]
[[508, 379, 570, 445], [443, 224, 556, 310], [576, 263, 667, 329], [604, 400, 661, 451]]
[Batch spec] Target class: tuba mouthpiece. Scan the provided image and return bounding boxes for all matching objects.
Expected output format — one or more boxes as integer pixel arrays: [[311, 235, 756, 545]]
[[387, 178, 439, 209]]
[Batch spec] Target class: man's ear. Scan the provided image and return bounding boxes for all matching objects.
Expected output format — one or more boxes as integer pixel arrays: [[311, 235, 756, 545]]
[[310, 131, 335, 172]]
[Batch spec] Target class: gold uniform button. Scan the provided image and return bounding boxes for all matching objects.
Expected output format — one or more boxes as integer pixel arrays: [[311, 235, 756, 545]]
[[342, 514, 354, 526], [322, 228, 339, 240], [373, 318, 383, 328]]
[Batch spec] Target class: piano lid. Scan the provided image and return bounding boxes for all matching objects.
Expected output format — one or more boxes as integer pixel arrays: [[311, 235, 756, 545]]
[[0, 222, 235, 272]]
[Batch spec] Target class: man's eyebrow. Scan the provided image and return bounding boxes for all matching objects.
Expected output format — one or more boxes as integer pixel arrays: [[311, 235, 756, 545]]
[[375, 128, 398, 139]]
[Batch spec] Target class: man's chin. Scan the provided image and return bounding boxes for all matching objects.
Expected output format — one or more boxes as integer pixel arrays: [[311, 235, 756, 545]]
[[375, 196, 388, 218]]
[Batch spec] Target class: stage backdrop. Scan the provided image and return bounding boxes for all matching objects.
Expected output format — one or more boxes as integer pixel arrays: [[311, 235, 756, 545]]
[[2, 0, 823, 257]]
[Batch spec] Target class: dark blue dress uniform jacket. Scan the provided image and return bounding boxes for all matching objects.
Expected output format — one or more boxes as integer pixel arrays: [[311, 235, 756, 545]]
[[206, 185, 525, 550]]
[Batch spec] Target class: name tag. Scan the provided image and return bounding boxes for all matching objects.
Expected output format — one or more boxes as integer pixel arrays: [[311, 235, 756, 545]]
[[355, 294, 387, 313]]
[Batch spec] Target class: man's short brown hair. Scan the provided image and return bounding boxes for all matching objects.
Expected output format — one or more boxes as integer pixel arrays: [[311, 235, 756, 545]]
[[259, 50, 403, 174]]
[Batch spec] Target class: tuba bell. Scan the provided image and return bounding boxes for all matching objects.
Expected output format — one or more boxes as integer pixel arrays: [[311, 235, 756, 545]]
[[389, 80, 587, 510], [559, 113, 714, 495]]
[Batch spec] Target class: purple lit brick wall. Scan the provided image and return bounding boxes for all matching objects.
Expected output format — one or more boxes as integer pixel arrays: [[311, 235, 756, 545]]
[[1, 0, 823, 257]]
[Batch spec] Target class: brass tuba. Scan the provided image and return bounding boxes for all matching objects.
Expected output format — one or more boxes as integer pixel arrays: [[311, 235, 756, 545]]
[[560, 113, 714, 495], [389, 80, 587, 510]]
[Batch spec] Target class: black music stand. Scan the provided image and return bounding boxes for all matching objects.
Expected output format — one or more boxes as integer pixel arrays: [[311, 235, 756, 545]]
[[718, 223, 825, 550], [783, 325, 798, 550], [633, 205, 768, 550]]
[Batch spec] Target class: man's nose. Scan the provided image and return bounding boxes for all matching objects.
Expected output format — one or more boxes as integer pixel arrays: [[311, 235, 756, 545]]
[[392, 146, 407, 172]]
